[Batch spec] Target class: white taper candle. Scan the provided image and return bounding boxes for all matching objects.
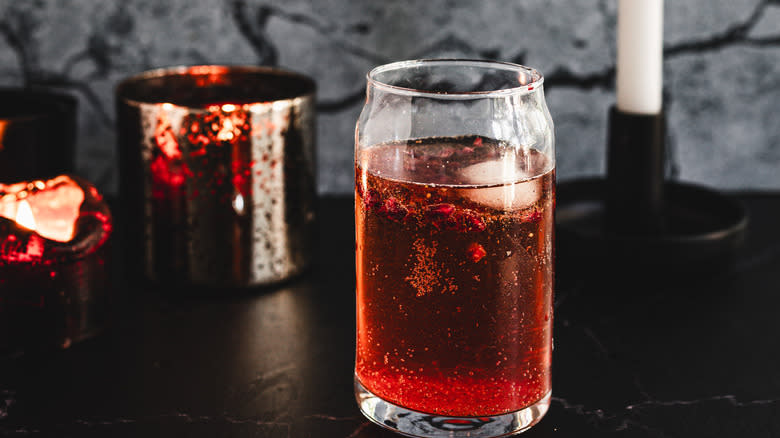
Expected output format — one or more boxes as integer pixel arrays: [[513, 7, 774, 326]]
[[616, 0, 664, 115]]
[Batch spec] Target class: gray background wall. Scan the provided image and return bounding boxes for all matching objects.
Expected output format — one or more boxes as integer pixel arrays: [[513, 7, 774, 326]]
[[1, 0, 778, 195]]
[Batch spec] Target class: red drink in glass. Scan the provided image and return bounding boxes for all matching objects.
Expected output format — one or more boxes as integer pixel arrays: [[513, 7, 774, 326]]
[[355, 136, 554, 417], [354, 59, 554, 437]]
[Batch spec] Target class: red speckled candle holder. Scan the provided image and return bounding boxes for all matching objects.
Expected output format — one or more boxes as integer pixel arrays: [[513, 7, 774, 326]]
[[116, 65, 317, 291]]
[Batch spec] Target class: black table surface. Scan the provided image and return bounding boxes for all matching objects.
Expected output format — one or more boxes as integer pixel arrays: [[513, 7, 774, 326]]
[[1, 192, 779, 437]]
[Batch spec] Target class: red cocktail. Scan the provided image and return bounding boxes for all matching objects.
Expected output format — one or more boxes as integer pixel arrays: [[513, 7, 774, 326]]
[[356, 136, 554, 417]]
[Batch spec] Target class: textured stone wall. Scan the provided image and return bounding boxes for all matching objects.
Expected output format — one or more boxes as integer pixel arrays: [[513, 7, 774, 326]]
[[1, 0, 778, 195]]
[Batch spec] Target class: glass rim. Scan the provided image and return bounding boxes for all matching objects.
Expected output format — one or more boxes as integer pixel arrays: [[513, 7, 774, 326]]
[[0, 87, 77, 122], [366, 59, 544, 98], [115, 64, 316, 109]]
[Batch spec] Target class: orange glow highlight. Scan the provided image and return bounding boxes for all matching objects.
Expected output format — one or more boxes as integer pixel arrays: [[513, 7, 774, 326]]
[[155, 109, 181, 159], [0, 120, 7, 151], [0, 176, 84, 242], [217, 117, 236, 141], [15, 200, 35, 230]]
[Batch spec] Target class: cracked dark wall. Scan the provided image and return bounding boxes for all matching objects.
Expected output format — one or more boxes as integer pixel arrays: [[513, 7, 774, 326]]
[[0, 0, 778, 195]]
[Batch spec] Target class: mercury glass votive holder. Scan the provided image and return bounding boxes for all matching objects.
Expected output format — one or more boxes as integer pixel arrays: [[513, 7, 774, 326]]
[[116, 65, 317, 291]]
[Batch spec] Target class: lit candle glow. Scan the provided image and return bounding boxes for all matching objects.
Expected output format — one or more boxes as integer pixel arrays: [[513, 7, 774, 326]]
[[0, 175, 85, 243], [15, 199, 35, 230]]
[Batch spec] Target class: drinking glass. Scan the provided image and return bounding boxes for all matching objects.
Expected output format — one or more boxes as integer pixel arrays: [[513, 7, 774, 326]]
[[354, 59, 555, 437]]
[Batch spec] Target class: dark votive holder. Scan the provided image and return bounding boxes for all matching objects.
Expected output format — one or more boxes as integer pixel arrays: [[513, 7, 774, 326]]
[[0, 175, 112, 354], [0, 88, 77, 183]]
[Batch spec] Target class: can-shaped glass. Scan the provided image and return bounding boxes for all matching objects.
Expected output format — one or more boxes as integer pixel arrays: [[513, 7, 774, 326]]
[[354, 59, 555, 437], [117, 65, 316, 290]]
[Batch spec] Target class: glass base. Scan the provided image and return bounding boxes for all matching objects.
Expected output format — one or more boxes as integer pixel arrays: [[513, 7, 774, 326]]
[[354, 378, 550, 438]]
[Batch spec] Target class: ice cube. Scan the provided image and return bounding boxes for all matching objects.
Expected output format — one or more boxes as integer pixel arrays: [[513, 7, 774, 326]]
[[459, 160, 524, 186], [458, 160, 540, 211], [459, 179, 541, 211]]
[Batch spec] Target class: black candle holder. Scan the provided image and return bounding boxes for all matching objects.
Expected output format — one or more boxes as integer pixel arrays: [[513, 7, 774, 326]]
[[556, 105, 748, 274], [0, 88, 78, 183]]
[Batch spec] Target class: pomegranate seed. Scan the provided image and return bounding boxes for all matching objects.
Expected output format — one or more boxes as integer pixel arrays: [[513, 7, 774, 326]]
[[426, 203, 456, 228], [473, 137, 483, 146], [380, 197, 409, 222], [362, 189, 381, 210], [522, 209, 542, 223], [458, 210, 486, 232], [468, 243, 487, 263], [428, 203, 455, 217], [426, 208, 487, 233]]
